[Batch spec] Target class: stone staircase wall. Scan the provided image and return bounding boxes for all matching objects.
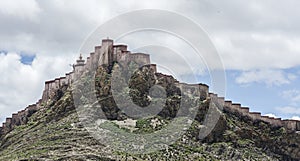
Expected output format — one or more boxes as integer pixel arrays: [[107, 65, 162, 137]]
[[209, 93, 300, 131], [1, 39, 299, 137]]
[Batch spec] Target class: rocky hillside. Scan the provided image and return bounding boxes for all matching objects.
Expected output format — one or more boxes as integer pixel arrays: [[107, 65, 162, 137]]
[[0, 63, 299, 160]]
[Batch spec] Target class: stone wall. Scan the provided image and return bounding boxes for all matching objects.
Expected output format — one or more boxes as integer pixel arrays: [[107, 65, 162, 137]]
[[0, 38, 156, 135], [1, 103, 38, 134], [99, 39, 114, 66], [210, 93, 300, 131], [8, 38, 155, 117], [1, 38, 300, 137], [129, 53, 150, 65]]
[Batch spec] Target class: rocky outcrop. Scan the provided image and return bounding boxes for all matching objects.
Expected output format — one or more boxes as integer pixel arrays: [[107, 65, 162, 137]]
[[0, 38, 156, 136], [1, 103, 39, 135], [1, 38, 300, 160], [1, 38, 300, 137], [0, 62, 299, 160], [212, 93, 300, 132]]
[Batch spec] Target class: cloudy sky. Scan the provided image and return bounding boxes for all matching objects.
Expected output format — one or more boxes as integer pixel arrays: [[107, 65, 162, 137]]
[[1, 0, 300, 123]]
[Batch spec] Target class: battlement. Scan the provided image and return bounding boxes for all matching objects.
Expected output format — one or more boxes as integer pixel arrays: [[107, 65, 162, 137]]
[[209, 93, 300, 131], [144, 64, 157, 73], [113, 44, 127, 52], [1, 38, 299, 137], [0, 38, 160, 134]]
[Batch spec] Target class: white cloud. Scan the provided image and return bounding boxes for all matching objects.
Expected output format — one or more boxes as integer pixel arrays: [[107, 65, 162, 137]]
[[0, 0, 189, 123], [276, 90, 300, 117], [0, 52, 72, 121], [1, 0, 300, 71], [214, 32, 300, 70], [0, 0, 41, 21], [281, 90, 300, 103], [291, 116, 300, 120], [276, 106, 300, 115], [1, 0, 300, 122], [235, 69, 297, 86], [264, 113, 277, 118]]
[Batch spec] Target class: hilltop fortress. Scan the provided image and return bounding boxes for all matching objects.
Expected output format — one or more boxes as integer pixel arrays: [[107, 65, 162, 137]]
[[0, 38, 299, 136]]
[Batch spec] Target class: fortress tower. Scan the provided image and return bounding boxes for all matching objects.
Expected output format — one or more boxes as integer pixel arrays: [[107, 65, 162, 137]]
[[1, 38, 300, 137], [73, 54, 85, 77], [98, 39, 114, 66], [96, 38, 152, 68]]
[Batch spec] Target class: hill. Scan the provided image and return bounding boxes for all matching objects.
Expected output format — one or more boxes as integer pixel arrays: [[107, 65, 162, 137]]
[[0, 39, 299, 160]]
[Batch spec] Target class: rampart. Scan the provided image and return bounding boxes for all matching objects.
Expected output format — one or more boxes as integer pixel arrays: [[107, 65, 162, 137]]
[[0, 38, 156, 135], [1, 38, 299, 137], [210, 93, 300, 131]]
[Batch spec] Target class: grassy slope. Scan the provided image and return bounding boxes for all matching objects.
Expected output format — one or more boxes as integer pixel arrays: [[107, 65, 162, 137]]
[[0, 90, 283, 160], [0, 65, 299, 160]]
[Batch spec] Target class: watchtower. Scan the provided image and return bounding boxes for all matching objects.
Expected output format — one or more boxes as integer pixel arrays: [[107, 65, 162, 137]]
[[99, 38, 114, 66], [73, 54, 85, 77]]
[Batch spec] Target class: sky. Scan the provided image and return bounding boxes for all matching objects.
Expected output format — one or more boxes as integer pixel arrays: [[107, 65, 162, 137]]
[[1, 0, 300, 123]]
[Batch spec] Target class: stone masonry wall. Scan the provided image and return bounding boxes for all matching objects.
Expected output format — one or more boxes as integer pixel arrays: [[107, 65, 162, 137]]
[[1, 38, 299, 136], [210, 93, 300, 131], [0, 39, 154, 135]]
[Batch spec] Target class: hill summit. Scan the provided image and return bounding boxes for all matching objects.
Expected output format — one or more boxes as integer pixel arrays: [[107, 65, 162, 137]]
[[0, 39, 300, 160]]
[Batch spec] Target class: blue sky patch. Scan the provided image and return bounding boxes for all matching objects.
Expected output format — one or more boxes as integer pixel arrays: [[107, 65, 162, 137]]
[[225, 69, 300, 119], [0, 50, 7, 55], [20, 52, 36, 65]]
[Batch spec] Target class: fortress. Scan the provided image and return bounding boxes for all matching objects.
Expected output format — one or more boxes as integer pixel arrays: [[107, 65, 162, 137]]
[[0, 38, 299, 136]]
